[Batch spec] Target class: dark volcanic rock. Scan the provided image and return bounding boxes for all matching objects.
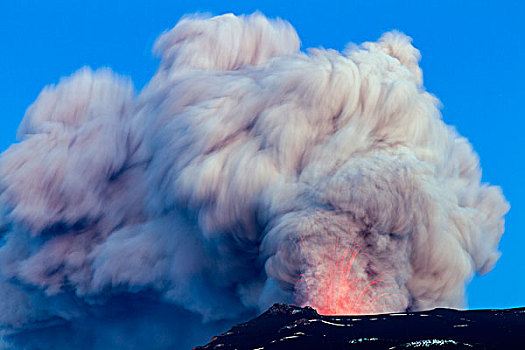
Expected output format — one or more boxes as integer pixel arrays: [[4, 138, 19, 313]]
[[195, 303, 525, 349]]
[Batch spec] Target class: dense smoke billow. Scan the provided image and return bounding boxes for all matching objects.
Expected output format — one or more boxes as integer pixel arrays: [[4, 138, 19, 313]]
[[0, 13, 509, 349]]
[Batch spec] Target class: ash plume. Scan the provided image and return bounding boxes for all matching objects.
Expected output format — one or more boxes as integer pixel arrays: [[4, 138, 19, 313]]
[[0, 13, 509, 349]]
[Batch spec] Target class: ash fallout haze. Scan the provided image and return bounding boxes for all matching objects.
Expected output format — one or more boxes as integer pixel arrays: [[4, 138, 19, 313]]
[[0, 1, 523, 349]]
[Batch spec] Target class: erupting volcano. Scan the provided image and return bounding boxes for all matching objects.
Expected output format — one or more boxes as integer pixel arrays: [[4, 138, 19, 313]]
[[0, 12, 509, 350]]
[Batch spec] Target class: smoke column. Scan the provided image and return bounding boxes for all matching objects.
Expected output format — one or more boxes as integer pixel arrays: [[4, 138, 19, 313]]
[[0, 13, 509, 349]]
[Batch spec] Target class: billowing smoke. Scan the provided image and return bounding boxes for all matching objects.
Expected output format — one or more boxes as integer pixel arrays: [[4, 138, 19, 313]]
[[0, 13, 509, 349]]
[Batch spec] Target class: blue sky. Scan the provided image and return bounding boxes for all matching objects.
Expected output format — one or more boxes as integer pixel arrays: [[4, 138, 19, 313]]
[[1, 0, 524, 310]]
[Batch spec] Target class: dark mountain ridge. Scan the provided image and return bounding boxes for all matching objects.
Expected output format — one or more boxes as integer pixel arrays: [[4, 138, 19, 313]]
[[196, 303, 525, 349]]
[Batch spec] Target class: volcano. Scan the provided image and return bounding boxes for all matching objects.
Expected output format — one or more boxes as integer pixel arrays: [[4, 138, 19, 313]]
[[195, 303, 525, 349], [0, 13, 511, 349]]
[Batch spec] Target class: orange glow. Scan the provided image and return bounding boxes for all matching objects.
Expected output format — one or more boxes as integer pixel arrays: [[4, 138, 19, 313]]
[[293, 227, 402, 315]]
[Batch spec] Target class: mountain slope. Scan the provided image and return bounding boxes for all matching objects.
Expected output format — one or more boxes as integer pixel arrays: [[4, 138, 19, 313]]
[[195, 303, 525, 349]]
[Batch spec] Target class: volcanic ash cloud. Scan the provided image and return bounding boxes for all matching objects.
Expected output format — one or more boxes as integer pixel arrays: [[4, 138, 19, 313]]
[[0, 12, 509, 349]]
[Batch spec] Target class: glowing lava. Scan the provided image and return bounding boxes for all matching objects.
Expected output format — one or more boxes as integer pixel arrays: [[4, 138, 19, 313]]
[[293, 227, 403, 315]]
